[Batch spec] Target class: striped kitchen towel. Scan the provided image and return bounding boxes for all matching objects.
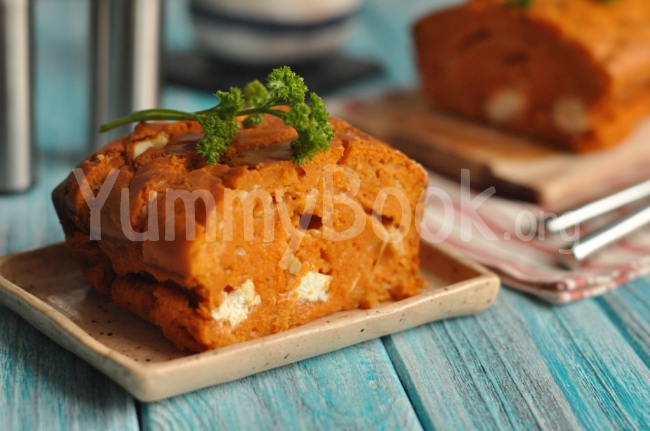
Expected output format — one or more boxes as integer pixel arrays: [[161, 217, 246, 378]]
[[420, 171, 650, 303]]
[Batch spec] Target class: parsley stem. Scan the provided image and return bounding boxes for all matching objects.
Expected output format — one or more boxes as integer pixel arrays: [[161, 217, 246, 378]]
[[98, 109, 197, 132], [238, 107, 286, 118]]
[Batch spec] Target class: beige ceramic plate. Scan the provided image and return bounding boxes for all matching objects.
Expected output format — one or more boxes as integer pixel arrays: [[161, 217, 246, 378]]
[[0, 240, 499, 402]]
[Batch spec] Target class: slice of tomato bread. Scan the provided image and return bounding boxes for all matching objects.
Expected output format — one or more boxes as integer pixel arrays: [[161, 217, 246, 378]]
[[52, 116, 427, 352], [414, 0, 650, 152]]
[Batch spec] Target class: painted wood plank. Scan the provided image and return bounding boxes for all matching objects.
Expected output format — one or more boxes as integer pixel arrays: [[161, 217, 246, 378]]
[[508, 291, 650, 430], [0, 305, 139, 431], [140, 339, 422, 431], [596, 275, 650, 367], [384, 288, 650, 430], [383, 292, 580, 431], [0, 150, 74, 255], [0, 150, 139, 431], [34, 0, 90, 153]]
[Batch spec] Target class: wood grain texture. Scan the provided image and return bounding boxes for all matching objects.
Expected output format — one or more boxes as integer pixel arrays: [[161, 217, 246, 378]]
[[0, 305, 139, 431], [0, 150, 74, 256], [0, 152, 140, 430], [385, 288, 650, 430], [140, 339, 422, 431], [596, 275, 650, 368]]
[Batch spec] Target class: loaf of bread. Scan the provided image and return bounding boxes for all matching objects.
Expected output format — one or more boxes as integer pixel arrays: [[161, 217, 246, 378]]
[[52, 116, 427, 352], [414, 0, 650, 152]]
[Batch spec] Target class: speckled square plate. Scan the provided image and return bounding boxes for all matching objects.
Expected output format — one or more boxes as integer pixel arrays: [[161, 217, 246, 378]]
[[0, 240, 499, 402]]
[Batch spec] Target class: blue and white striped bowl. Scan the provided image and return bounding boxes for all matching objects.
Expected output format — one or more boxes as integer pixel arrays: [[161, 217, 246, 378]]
[[189, 0, 363, 64]]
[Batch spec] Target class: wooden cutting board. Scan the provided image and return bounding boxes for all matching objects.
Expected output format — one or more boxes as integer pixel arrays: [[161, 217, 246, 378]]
[[331, 91, 650, 212]]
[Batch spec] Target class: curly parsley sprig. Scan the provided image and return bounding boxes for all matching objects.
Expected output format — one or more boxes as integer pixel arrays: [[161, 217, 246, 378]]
[[99, 66, 335, 166]]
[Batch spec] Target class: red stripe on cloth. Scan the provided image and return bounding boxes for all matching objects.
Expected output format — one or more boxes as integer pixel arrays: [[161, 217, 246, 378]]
[[422, 171, 650, 303]]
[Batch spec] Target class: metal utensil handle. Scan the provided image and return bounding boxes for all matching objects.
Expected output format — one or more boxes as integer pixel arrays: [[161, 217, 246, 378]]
[[547, 178, 650, 233], [559, 203, 650, 269]]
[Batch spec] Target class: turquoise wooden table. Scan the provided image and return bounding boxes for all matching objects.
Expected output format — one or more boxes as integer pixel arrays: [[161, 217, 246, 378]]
[[2, 1, 650, 429]]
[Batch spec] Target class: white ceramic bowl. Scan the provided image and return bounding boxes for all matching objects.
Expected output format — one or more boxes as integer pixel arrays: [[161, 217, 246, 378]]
[[189, 0, 363, 64]]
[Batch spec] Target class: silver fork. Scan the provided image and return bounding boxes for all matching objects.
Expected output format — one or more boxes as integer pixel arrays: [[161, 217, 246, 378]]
[[543, 179, 650, 269]]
